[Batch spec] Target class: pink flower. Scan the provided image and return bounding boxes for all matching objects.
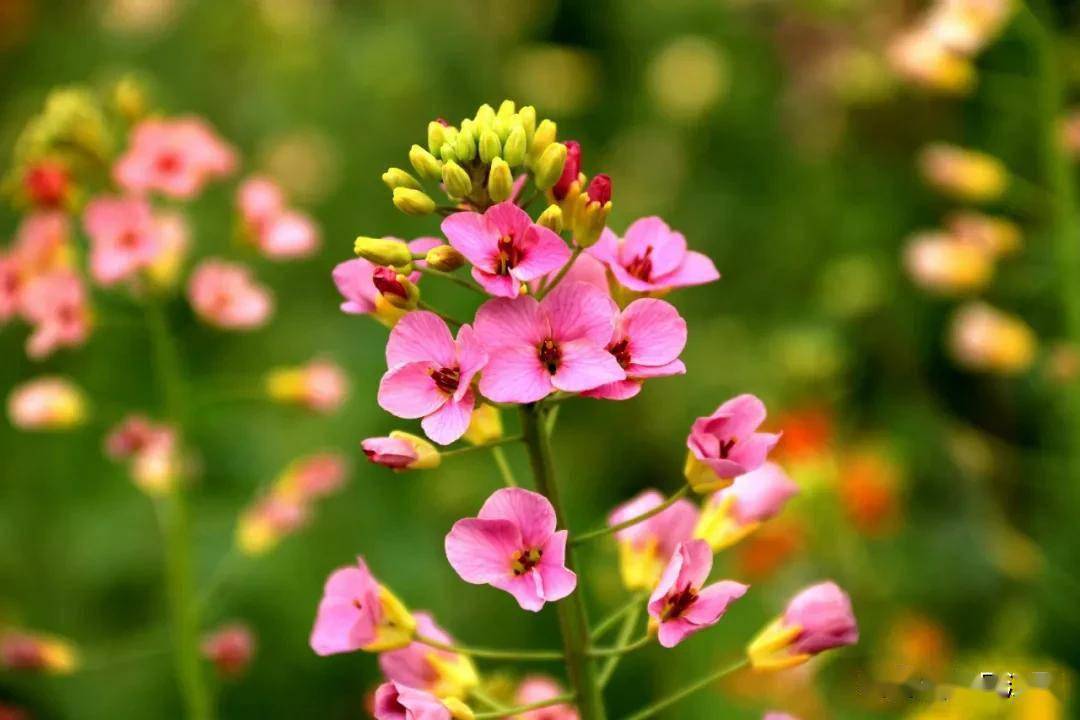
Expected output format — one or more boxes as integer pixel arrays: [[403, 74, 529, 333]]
[[515, 676, 579, 720], [362, 432, 441, 471], [201, 623, 255, 678], [14, 211, 69, 275], [696, 462, 798, 551], [582, 298, 687, 400], [647, 540, 748, 648], [281, 453, 348, 501], [83, 196, 159, 285], [783, 581, 859, 655], [0, 253, 23, 322], [474, 281, 625, 403], [442, 201, 570, 298], [187, 259, 273, 330], [763, 714, 800, 720], [20, 271, 90, 359], [373, 682, 453, 720], [378, 311, 488, 445], [590, 216, 719, 293], [104, 414, 174, 461], [266, 358, 349, 413], [686, 394, 781, 492], [237, 176, 320, 259], [445, 488, 577, 612], [552, 140, 582, 201], [237, 176, 285, 231], [609, 490, 699, 590], [333, 238, 440, 322], [378, 612, 477, 699], [7, 377, 86, 430], [114, 117, 236, 199], [309, 557, 383, 655]]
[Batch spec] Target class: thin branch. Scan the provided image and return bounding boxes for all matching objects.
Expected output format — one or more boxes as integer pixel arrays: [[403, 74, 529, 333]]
[[417, 300, 464, 328], [587, 634, 650, 658], [414, 264, 487, 295], [474, 694, 575, 719], [535, 246, 584, 301], [440, 435, 523, 459], [599, 604, 644, 687], [620, 658, 748, 720], [590, 592, 647, 641], [572, 485, 691, 546], [490, 445, 519, 487], [414, 634, 563, 662]]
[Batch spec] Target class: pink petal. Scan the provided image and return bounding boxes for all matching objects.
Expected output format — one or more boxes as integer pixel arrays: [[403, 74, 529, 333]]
[[657, 617, 697, 649], [550, 339, 626, 393], [621, 217, 686, 278], [472, 269, 522, 298], [261, 211, 319, 259], [310, 597, 368, 655], [378, 362, 446, 419], [475, 296, 547, 349], [442, 211, 498, 271], [484, 201, 532, 237], [683, 580, 748, 625], [587, 228, 619, 265], [478, 488, 556, 548], [608, 261, 662, 293], [477, 345, 553, 404], [542, 282, 617, 347], [332, 259, 377, 314], [422, 392, 475, 445], [648, 548, 684, 612], [408, 236, 442, 256], [609, 490, 666, 544], [386, 311, 457, 368], [537, 530, 577, 601], [677, 539, 714, 589], [454, 324, 488, 399], [445, 518, 520, 584], [656, 250, 720, 289], [621, 299, 687, 366], [512, 225, 571, 281], [728, 433, 782, 474], [580, 379, 643, 401], [627, 359, 686, 379], [492, 572, 546, 612]]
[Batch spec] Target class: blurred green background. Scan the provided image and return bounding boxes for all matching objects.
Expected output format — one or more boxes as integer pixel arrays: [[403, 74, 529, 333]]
[[1, 0, 1078, 717]]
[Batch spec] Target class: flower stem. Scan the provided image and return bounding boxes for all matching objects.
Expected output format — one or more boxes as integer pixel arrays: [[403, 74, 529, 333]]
[[520, 404, 607, 720], [535, 246, 584, 301], [415, 264, 486, 295], [490, 445, 518, 487], [145, 297, 213, 720], [440, 435, 523, 459], [414, 634, 563, 661], [598, 604, 643, 687], [588, 634, 650, 658], [590, 593, 646, 641], [572, 486, 691, 546], [619, 658, 748, 720], [473, 693, 576, 719], [417, 300, 464, 327]]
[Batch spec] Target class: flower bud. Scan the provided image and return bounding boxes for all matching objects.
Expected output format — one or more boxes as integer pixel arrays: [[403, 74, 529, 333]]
[[694, 463, 798, 551], [24, 161, 69, 208], [497, 99, 516, 119], [362, 431, 441, 470], [503, 123, 527, 167], [587, 173, 612, 205], [265, 359, 349, 414], [454, 127, 477, 163], [537, 204, 564, 233], [463, 403, 503, 445], [201, 623, 256, 679], [7, 377, 87, 431], [747, 581, 858, 671], [425, 245, 466, 272], [0, 632, 79, 674], [518, 105, 537, 146], [571, 193, 611, 248], [552, 140, 582, 201], [354, 237, 413, 268], [428, 121, 448, 155], [919, 143, 1007, 202], [392, 187, 436, 216], [474, 103, 496, 131], [533, 142, 568, 191], [439, 142, 457, 163], [479, 129, 502, 165], [529, 119, 557, 163], [372, 267, 420, 310], [409, 144, 442, 181], [381, 167, 421, 191], [487, 158, 514, 203], [442, 160, 473, 199]]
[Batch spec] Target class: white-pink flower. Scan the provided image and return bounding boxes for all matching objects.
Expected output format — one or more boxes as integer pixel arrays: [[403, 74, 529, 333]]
[[582, 298, 687, 400], [515, 676, 579, 720], [474, 281, 625, 403], [590, 216, 719, 293], [442, 201, 570, 298], [187, 259, 274, 330], [114, 117, 236, 199], [378, 311, 488, 445], [83, 196, 159, 286], [236, 176, 320, 260], [20, 271, 90, 359], [445, 488, 577, 612], [647, 540, 747, 648]]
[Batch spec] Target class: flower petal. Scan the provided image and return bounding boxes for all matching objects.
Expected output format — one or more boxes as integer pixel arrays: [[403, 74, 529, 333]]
[[472, 269, 521, 298], [542, 281, 617, 346], [454, 324, 489, 399], [422, 392, 474, 445], [683, 580, 748, 625], [550, 339, 626, 393], [580, 379, 643, 401], [445, 518, 520, 584], [537, 530, 577, 601], [442, 211, 498, 271], [621, 299, 687, 366], [656, 250, 720, 289], [378, 362, 446, 419], [478, 488, 556, 548], [386, 311, 457, 368], [475, 296, 547, 350], [512, 225, 571, 281], [477, 344, 553, 404]]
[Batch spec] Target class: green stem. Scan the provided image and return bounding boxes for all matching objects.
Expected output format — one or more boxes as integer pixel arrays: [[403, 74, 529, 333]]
[[474, 693, 575, 719], [417, 300, 464, 328], [414, 634, 563, 662], [519, 404, 607, 720], [440, 435, 523, 459], [588, 634, 650, 658], [414, 264, 486, 294], [535, 246, 584, 301], [145, 298, 213, 720], [598, 604, 643, 687], [620, 658, 748, 720], [469, 686, 509, 712], [590, 593, 646, 641], [572, 486, 691, 546], [490, 445, 518, 487]]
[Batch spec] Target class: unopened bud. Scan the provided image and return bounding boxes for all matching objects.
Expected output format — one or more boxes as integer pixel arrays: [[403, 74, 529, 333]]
[[408, 144, 442, 181], [529, 119, 557, 162], [428, 121, 448, 155], [442, 160, 473, 199], [474, 103, 496, 131], [573, 196, 611, 248], [503, 124, 527, 167], [537, 204, 564, 233], [425, 245, 466, 272], [354, 236, 413, 267], [519, 105, 537, 146], [487, 158, 514, 203], [372, 267, 420, 309], [381, 167, 421, 191], [439, 142, 457, 163], [392, 187, 436, 216], [587, 173, 612, 205], [454, 127, 477, 162], [552, 140, 582, 201], [497, 99, 516, 119], [479, 129, 502, 165], [534, 142, 568, 191]]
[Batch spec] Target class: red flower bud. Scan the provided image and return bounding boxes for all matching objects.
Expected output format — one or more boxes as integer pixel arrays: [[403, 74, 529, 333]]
[[24, 162, 69, 208], [552, 140, 581, 201], [587, 173, 612, 205], [372, 266, 408, 300], [434, 117, 450, 127]]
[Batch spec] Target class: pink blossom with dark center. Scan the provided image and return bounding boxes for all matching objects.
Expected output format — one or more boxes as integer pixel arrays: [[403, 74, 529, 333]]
[[187, 259, 273, 330], [20, 271, 90, 359], [114, 117, 236, 199], [83, 196, 159, 286], [582, 298, 687, 400], [688, 394, 781, 480], [589, 217, 719, 293]]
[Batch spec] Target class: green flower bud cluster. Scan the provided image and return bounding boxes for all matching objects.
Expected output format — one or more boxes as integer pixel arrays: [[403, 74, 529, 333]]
[[382, 100, 567, 216]]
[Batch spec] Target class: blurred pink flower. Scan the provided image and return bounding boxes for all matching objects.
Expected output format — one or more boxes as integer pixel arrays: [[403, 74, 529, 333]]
[[201, 623, 255, 678], [582, 298, 687, 400], [310, 557, 383, 656], [237, 176, 320, 259], [442, 201, 570, 298], [474, 281, 624, 403], [187, 259, 273, 330], [590, 217, 719, 293], [283, 452, 348, 501], [83, 196, 159, 285], [332, 238, 440, 319], [784, 581, 859, 655], [266, 358, 349, 414], [445, 488, 577, 612], [647, 540, 747, 648], [608, 489, 699, 590], [104, 414, 174, 460], [237, 176, 285, 231], [363, 436, 420, 469], [763, 713, 800, 720], [516, 676, 579, 720], [21, 271, 90, 359], [373, 682, 452, 720], [0, 253, 23, 322], [697, 462, 798, 551], [14, 211, 70, 275], [7, 377, 85, 430], [114, 117, 236, 199], [687, 394, 781, 481], [378, 311, 488, 445]]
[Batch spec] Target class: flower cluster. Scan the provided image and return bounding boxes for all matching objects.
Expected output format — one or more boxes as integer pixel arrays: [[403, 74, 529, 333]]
[[313, 100, 857, 720]]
